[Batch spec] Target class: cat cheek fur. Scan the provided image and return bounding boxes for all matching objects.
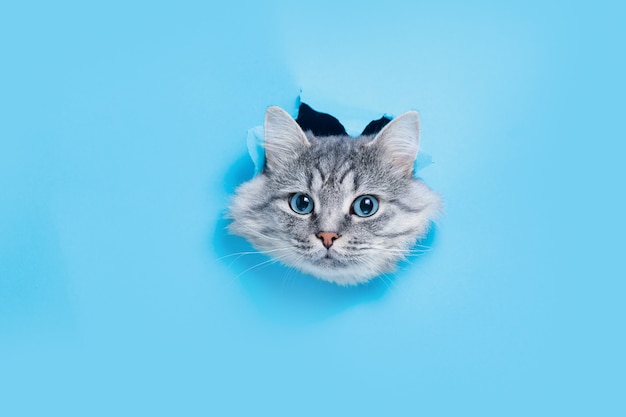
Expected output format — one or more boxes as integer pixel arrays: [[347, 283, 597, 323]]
[[226, 105, 442, 286]]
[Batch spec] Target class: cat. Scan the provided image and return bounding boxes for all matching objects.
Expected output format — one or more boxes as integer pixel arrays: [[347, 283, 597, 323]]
[[227, 103, 442, 286]]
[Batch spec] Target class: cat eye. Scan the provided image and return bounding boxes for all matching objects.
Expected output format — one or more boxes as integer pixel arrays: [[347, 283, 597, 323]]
[[289, 193, 314, 215], [352, 195, 379, 217]]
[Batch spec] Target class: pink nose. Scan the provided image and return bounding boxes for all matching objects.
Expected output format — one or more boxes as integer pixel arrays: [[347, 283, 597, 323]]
[[316, 232, 340, 249]]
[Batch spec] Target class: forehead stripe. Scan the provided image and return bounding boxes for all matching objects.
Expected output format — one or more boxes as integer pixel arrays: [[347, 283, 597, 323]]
[[314, 162, 327, 183], [337, 163, 355, 185]]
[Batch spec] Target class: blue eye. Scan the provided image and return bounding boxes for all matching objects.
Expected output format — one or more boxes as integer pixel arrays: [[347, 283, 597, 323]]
[[289, 193, 314, 215], [352, 195, 379, 217]]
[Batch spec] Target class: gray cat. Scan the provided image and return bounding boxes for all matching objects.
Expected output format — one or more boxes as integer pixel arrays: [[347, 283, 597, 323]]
[[228, 105, 442, 285]]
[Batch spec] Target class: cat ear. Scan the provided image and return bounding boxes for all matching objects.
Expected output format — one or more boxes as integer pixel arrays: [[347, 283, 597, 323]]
[[368, 110, 420, 176], [264, 106, 310, 171]]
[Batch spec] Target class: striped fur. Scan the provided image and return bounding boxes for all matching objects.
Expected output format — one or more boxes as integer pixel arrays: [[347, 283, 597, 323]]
[[228, 106, 442, 285]]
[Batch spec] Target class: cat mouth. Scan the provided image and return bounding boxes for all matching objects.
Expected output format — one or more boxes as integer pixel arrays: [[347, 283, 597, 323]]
[[316, 250, 351, 268], [321, 249, 338, 260]]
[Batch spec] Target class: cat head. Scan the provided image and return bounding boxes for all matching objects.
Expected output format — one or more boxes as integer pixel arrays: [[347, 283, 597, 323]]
[[228, 106, 441, 285]]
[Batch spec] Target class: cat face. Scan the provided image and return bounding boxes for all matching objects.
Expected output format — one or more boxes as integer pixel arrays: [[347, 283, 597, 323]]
[[228, 106, 441, 285]]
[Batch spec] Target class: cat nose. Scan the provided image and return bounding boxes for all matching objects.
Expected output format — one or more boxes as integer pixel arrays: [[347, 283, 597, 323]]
[[316, 231, 340, 249]]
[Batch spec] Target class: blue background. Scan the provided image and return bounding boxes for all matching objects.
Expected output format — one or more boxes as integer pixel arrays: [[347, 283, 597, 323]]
[[1, 1, 624, 415]]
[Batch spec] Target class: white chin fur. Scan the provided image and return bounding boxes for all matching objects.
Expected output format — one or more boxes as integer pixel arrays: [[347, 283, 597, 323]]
[[295, 263, 384, 286], [283, 251, 401, 286]]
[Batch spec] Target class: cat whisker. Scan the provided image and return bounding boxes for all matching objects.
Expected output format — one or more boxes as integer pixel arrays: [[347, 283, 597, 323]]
[[280, 264, 300, 290], [224, 248, 295, 270], [389, 245, 431, 252], [217, 246, 294, 261], [233, 253, 293, 280], [349, 247, 430, 256], [389, 249, 431, 256], [377, 246, 429, 252], [378, 272, 398, 291]]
